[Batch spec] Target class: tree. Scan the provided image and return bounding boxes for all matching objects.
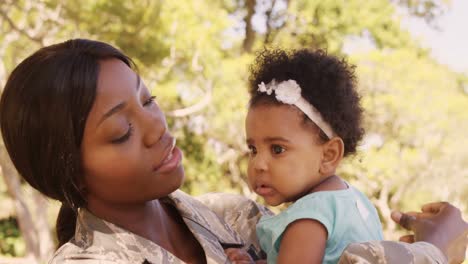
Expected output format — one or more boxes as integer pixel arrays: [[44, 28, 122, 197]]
[[1, 0, 465, 261], [340, 49, 468, 237]]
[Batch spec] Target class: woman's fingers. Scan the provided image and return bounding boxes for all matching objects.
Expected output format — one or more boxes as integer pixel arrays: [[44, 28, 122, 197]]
[[421, 202, 463, 222], [225, 248, 241, 260], [391, 211, 417, 230], [399, 213, 418, 230], [421, 201, 449, 214], [224, 248, 254, 262], [399, 234, 415, 243], [392, 201, 467, 263]]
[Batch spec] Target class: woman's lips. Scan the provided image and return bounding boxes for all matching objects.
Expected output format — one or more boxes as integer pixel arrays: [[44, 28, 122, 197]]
[[153, 138, 182, 173], [153, 146, 182, 173]]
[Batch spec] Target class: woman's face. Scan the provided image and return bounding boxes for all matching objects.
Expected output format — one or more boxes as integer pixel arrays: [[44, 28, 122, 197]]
[[81, 59, 184, 206]]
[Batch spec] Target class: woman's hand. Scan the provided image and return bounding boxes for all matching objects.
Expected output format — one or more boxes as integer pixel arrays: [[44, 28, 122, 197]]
[[391, 202, 468, 264], [224, 248, 255, 264]]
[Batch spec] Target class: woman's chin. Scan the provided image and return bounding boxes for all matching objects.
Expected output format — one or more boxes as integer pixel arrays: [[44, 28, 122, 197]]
[[131, 166, 186, 202], [166, 165, 186, 194]]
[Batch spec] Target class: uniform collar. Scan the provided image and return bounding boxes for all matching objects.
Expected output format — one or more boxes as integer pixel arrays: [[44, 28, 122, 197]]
[[74, 190, 243, 263]]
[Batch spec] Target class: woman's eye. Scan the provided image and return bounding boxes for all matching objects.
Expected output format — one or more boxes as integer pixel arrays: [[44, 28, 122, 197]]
[[248, 145, 257, 155], [271, 145, 285, 154], [111, 123, 133, 144], [143, 96, 156, 106]]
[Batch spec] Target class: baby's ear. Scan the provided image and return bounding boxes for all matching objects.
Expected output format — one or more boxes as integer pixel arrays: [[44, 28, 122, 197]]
[[320, 137, 344, 175]]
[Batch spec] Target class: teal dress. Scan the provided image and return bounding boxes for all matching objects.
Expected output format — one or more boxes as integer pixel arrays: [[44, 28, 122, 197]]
[[257, 185, 383, 264]]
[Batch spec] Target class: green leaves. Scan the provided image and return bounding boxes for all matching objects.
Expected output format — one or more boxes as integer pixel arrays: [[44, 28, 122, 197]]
[[0, 217, 25, 257], [0, 0, 465, 243]]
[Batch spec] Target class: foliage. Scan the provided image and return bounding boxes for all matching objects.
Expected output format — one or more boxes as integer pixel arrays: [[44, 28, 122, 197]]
[[0, 217, 25, 257], [340, 49, 468, 236], [0, 0, 466, 255]]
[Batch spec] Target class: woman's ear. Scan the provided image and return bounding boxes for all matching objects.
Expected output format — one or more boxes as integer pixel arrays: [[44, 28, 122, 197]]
[[319, 137, 344, 176]]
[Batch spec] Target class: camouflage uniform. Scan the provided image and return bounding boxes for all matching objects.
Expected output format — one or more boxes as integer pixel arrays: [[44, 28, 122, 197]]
[[338, 241, 447, 263], [50, 190, 447, 264]]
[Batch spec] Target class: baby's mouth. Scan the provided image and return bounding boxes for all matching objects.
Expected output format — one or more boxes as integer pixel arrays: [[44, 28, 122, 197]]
[[255, 184, 275, 196]]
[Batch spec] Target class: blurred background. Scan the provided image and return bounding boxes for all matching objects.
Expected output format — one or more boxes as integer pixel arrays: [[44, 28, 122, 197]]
[[0, 0, 466, 263]]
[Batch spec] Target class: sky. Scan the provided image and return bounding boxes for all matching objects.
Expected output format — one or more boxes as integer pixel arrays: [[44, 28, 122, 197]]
[[402, 0, 468, 73], [250, 0, 467, 74]]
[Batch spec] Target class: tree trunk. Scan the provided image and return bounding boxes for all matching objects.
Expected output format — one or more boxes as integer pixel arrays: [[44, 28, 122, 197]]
[[242, 0, 256, 53], [0, 4, 53, 261], [0, 146, 40, 264], [374, 182, 396, 238], [264, 0, 277, 45]]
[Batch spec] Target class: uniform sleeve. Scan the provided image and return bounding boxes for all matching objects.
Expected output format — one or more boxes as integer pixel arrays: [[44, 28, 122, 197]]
[[49, 258, 118, 264], [338, 241, 447, 264], [49, 242, 145, 264], [195, 192, 273, 258]]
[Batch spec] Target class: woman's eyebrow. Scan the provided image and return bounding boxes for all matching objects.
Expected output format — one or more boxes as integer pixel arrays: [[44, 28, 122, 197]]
[[98, 75, 141, 127], [98, 102, 126, 127]]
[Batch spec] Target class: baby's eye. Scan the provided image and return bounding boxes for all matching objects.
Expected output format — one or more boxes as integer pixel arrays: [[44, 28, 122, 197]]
[[248, 145, 257, 155], [271, 145, 285, 154]]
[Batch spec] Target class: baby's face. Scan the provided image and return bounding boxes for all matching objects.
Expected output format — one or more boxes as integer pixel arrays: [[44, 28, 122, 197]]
[[245, 104, 326, 206]]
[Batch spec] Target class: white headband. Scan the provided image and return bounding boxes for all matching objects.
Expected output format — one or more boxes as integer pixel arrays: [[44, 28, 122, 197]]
[[257, 79, 335, 138]]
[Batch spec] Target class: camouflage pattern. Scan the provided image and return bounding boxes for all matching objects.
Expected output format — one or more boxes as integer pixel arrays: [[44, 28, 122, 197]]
[[338, 241, 447, 264], [50, 190, 271, 264], [50, 190, 447, 264]]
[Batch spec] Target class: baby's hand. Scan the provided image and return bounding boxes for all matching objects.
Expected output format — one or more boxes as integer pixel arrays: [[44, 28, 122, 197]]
[[224, 248, 255, 264]]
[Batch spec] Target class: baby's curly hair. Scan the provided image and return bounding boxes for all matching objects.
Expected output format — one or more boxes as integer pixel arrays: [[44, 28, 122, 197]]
[[248, 48, 364, 157]]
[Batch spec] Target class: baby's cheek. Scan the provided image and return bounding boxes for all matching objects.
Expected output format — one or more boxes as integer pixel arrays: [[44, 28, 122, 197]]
[[246, 166, 255, 186]]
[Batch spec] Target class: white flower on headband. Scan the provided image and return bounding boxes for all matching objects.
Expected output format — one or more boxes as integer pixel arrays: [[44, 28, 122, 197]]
[[258, 81, 273, 95], [257, 79, 302, 104], [256, 79, 335, 139], [274, 80, 302, 104]]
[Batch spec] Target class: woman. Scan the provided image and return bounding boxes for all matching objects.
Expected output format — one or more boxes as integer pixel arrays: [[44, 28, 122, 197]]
[[0, 39, 465, 264]]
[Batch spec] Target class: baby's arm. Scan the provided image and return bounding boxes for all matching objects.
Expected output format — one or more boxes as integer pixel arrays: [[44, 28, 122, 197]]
[[277, 219, 327, 264]]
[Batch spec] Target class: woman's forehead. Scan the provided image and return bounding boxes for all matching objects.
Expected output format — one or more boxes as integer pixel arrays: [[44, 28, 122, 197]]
[[86, 59, 140, 125], [97, 59, 138, 95]]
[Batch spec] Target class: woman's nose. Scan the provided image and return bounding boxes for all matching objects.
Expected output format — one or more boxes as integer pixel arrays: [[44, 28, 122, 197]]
[[141, 110, 167, 147]]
